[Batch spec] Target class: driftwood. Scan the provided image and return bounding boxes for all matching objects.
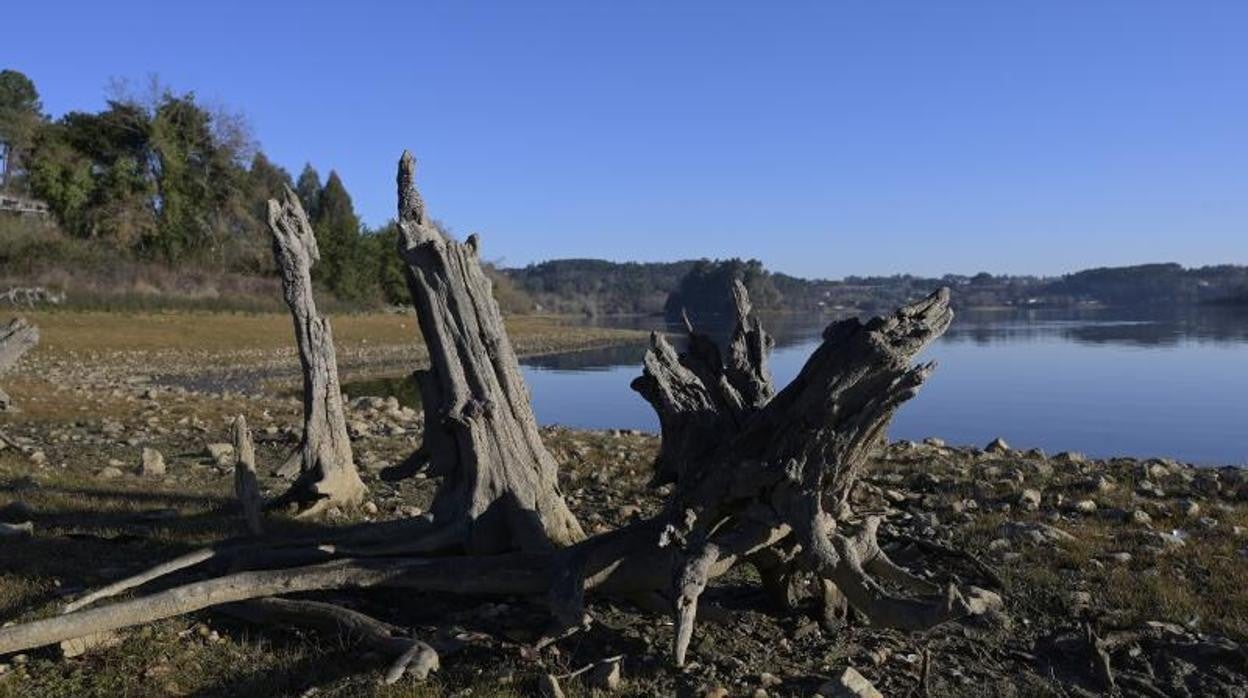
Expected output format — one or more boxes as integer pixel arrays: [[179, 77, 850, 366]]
[[0, 317, 38, 412], [0, 153, 998, 677], [0, 287, 65, 308], [233, 416, 264, 536], [265, 187, 365, 514]]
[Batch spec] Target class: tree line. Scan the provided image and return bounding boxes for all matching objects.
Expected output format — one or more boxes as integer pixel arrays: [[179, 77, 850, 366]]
[[0, 69, 424, 306]]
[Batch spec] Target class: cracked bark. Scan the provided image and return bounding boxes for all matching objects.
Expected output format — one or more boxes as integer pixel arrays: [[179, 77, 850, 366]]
[[394, 152, 584, 554], [266, 187, 365, 515]]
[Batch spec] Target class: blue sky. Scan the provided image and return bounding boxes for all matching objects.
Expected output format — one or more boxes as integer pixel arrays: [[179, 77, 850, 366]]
[[6, 1, 1246, 278]]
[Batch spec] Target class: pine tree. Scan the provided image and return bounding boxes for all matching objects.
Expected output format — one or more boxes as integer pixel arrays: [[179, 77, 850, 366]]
[[294, 164, 321, 221], [313, 170, 368, 302]]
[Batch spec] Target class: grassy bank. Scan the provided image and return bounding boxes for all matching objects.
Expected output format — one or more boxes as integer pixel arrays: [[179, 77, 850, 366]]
[[12, 310, 645, 366]]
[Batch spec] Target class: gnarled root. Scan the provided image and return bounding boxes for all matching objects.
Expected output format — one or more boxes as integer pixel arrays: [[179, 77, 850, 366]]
[[798, 509, 974, 631]]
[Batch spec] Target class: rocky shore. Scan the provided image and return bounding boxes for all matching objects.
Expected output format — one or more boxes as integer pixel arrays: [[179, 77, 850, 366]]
[[0, 323, 1244, 696]]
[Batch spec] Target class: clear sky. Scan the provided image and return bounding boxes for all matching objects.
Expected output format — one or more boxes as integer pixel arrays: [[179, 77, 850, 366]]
[[6, 1, 1246, 278]]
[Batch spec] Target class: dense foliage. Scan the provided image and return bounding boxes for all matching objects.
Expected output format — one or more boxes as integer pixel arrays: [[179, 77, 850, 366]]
[[505, 258, 698, 316], [663, 258, 781, 320], [0, 70, 412, 307]]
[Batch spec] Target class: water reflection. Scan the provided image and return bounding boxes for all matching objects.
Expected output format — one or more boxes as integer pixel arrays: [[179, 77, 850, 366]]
[[343, 306, 1248, 465], [946, 306, 1248, 347]]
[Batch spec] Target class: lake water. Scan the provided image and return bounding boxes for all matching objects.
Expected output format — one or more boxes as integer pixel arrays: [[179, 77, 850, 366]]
[[513, 306, 1248, 466]]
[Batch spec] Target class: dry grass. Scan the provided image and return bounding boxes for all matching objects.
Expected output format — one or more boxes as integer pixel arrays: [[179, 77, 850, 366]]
[[16, 310, 641, 358]]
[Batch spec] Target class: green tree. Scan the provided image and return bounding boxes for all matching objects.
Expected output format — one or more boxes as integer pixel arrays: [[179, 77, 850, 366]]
[[295, 164, 321, 221], [27, 101, 156, 242], [370, 221, 409, 305], [313, 171, 371, 302], [0, 69, 45, 190], [146, 91, 253, 262], [665, 258, 781, 321]]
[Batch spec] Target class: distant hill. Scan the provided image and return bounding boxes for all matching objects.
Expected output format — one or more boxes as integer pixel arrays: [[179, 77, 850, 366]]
[[501, 259, 1248, 318], [503, 259, 698, 316]]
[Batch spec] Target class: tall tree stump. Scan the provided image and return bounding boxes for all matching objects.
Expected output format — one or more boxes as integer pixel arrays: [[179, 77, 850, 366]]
[[267, 187, 365, 514], [395, 152, 584, 553]]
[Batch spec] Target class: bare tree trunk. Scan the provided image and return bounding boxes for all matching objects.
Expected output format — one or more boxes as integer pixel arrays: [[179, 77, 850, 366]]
[[0, 317, 38, 411], [394, 152, 583, 553], [266, 188, 365, 515]]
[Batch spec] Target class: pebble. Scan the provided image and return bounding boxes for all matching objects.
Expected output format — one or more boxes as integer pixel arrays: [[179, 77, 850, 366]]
[[817, 667, 882, 698], [140, 447, 166, 476]]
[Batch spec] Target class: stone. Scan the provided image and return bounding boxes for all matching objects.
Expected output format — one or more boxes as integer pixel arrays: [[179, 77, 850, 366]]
[[1130, 509, 1153, 526], [0, 521, 33, 539], [588, 660, 622, 691], [1072, 499, 1097, 514], [95, 466, 124, 480], [205, 443, 234, 466], [985, 437, 1010, 454], [757, 672, 782, 689], [817, 667, 882, 698], [1176, 499, 1200, 518], [1001, 521, 1075, 545], [1018, 488, 1042, 511], [922, 437, 945, 448], [139, 447, 165, 476], [59, 631, 120, 658], [965, 586, 1004, 615], [1053, 451, 1087, 465], [1154, 530, 1187, 548]]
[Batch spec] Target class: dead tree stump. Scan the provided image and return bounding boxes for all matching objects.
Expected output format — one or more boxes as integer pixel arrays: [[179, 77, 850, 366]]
[[0, 317, 38, 412], [395, 152, 584, 553], [266, 187, 365, 515]]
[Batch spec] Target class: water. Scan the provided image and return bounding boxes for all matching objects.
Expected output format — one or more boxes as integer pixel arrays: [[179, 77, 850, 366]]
[[346, 305, 1248, 466]]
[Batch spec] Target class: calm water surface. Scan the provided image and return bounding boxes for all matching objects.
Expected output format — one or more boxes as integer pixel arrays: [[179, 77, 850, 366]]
[[515, 306, 1248, 466]]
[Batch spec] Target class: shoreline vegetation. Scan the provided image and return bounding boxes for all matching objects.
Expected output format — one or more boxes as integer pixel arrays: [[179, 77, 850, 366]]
[[3, 214, 1247, 320]]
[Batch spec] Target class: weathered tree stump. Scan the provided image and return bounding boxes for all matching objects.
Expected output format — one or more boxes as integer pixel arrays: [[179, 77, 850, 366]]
[[0, 317, 38, 412], [266, 187, 365, 515], [395, 151, 584, 553]]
